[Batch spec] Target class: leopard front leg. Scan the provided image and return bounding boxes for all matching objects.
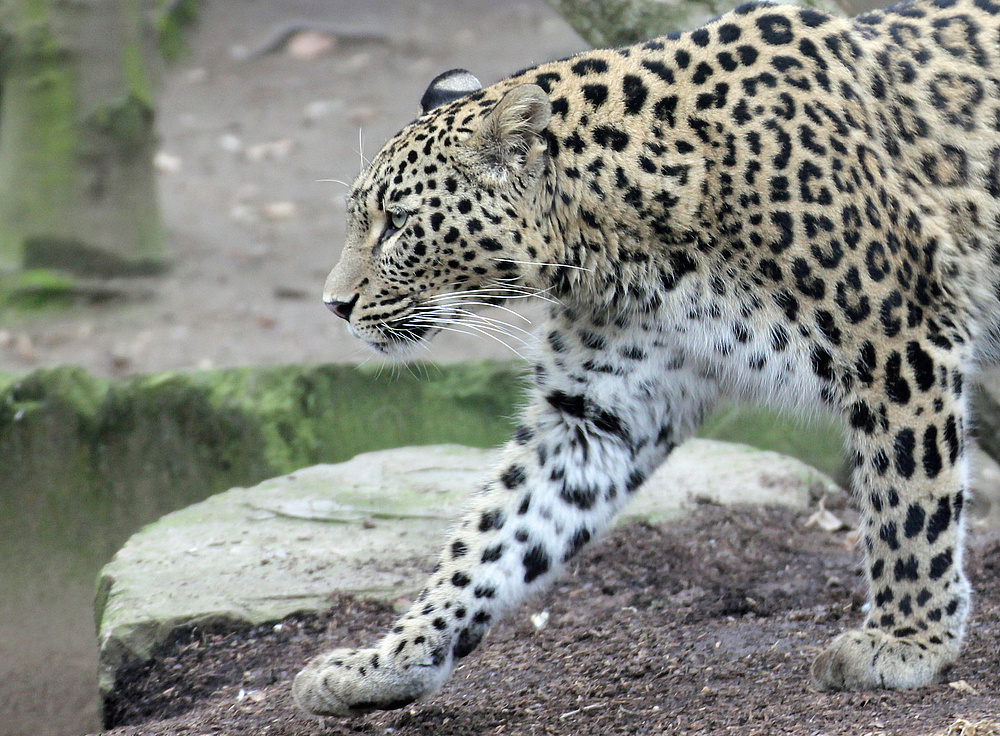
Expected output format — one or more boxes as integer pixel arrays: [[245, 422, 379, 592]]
[[810, 348, 971, 691], [293, 328, 718, 716]]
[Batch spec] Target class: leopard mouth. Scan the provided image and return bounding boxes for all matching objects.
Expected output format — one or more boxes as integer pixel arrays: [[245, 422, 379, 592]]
[[338, 292, 431, 354], [349, 285, 534, 357], [350, 302, 441, 356], [372, 320, 436, 352]]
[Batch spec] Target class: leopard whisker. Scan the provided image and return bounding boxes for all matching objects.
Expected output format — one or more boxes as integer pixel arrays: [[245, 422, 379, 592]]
[[432, 277, 553, 296], [491, 257, 593, 273], [406, 312, 526, 344], [424, 285, 532, 301], [404, 317, 528, 359], [411, 305, 536, 342], [409, 305, 535, 344], [418, 298, 534, 324], [446, 321, 528, 359], [447, 310, 536, 342], [425, 283, 560, 306], [483, 280, 563, 305]]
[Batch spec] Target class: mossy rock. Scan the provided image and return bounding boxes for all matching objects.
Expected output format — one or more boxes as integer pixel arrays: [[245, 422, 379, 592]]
[[0, 361, 527, 565]]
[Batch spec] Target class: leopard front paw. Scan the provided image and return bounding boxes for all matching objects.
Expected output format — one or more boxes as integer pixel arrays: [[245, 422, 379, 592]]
[[809, 629, 955, 691], [292, 645, 450, 717]]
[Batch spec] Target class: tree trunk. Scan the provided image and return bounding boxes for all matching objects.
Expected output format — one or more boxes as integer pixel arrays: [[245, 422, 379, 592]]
[[0, 0, 165, 277], [546, 0, 843, 49]]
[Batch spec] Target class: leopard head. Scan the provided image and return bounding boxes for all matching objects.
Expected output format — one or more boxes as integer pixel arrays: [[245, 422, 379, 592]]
[[323, 69, 552, 356]]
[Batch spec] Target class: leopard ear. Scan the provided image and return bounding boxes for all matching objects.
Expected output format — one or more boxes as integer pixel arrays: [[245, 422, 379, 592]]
[[469, 83, 551, 179], [420, 69, 482, 114]]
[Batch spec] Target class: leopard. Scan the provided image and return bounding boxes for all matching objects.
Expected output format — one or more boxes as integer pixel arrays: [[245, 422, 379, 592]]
[[293, 0, 1000, 716]]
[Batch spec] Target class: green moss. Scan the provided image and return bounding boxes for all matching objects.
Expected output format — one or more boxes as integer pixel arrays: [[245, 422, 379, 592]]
[[0, 0, 166, 273], [85, 94, 154, 150], [17, 0, 48, 24], [0, 267, 76, 308], [0, 365, 107, 556], [121, 0, 154, 108], [15, 18, 74, 191], [0, 362, 527, 564], [699, 402, 847, 486], [0, 8, 76, 268], [156, 0, 200, 60], [2, 364, 106, 420]]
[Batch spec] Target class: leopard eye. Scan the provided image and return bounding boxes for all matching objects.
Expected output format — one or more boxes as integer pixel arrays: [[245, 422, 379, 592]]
[[390, 210, 408, 231], [375, 208, 409, 250]]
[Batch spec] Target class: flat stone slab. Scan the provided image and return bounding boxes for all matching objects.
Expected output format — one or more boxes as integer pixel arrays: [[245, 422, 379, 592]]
[[96, 441, 838, 695]]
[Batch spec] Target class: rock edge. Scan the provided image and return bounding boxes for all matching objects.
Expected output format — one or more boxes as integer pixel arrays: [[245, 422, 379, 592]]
[[96, 440, 840, 700]]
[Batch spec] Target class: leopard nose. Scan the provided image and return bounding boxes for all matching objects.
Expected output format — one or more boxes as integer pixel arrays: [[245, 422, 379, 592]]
[[324, 294, 358, 321]]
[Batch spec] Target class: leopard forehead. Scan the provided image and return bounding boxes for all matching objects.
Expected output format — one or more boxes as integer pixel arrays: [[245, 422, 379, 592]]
[[349, 91, 496, 210]]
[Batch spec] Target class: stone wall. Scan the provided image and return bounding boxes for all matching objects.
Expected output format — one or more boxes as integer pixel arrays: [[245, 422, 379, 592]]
[[1, 361, 526, 561]]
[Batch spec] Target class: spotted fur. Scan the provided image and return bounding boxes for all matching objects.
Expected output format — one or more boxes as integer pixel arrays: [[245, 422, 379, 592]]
[[294, 0, 1000, 715]]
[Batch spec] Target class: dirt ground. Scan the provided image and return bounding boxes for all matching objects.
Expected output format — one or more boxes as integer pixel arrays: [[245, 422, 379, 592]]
[[96, 506, 1000, 736]]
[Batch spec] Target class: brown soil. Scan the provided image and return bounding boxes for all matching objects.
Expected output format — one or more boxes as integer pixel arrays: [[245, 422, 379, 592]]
[[96, 507, 1000, 736]]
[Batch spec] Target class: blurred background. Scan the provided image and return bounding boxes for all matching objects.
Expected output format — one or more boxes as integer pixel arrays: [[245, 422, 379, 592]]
[[0, 0, 591, 378], [0, 2, 587, 734]]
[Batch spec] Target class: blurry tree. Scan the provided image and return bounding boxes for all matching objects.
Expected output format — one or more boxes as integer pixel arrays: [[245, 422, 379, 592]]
[[546, 0, 843, 48], [0, 0, 167, 278]]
